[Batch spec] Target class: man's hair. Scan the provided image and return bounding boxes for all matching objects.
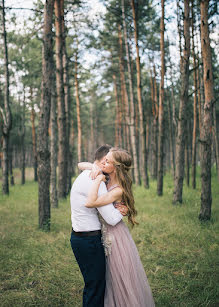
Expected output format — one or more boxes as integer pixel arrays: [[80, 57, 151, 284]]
[[94, 144, 112, 161]]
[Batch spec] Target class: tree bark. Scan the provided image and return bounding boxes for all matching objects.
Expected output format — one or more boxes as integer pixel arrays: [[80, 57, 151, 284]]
[[157, 0, 165, 196], [9, 145, 14, 185], [173, 0, 190, 204], [150, 66, 158, 180], [167, 98, 175, 178], [0, 0, 12, 195], [55, 0, 67, 198], [131, 0, 149, 188], [112, 74, 120, 147], [50, 63, 58, 208], [153, 65, 159, 180], [191, 0, 197, 189], [21, 91, 26, 185], [213, 103, 219, 181], [118, 23, 130, 151], [37, 0, 54, 231], [75, 50, 82, 163], [199, 0, 214, 220], [61, 0, 71, 194], [30, 89, 38, 182], [121, 0, 140, 185], [185, 121, 190, 187]]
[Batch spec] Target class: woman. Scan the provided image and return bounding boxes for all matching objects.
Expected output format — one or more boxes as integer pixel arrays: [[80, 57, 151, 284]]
[[85, 147, 155, 307]]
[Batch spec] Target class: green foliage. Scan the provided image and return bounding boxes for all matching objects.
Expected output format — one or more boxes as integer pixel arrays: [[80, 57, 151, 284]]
[[0, 168, 218, 306]]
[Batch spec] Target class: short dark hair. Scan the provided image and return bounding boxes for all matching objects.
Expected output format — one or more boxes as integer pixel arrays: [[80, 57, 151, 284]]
[[94, 144, 112, 161]]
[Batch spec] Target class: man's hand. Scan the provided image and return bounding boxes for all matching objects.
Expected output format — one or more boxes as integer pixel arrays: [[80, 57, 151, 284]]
[[115, 204, 128, 216]]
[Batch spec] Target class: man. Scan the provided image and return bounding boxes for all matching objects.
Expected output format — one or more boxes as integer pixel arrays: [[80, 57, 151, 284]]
[[70, 145, 127, 307]]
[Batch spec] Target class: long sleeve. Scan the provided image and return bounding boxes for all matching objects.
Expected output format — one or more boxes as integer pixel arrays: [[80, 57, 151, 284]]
[[97, 182, 123, 226]]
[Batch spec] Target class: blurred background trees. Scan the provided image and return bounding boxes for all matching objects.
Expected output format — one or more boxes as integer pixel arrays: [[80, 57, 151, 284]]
[[0, 0, 218, 228]]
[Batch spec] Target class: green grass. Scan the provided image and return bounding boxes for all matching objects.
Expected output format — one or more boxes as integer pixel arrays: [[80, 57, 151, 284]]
[[0, 168, 218, 306]]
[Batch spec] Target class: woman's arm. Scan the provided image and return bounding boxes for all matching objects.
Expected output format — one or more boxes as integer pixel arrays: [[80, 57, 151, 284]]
[[85, 175, 123, 208], [78, 162, 93, 170]]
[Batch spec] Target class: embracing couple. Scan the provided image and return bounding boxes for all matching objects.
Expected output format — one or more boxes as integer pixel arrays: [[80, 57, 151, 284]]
[[70, 145, 155, 307]]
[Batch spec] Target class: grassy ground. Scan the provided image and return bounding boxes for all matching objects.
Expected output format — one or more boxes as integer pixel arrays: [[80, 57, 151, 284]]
[[0, 168, 218, 306]]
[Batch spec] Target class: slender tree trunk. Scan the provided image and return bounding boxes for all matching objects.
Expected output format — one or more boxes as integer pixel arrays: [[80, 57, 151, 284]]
[[191, 1, 197, 189], [30, 90, 38, 181], [185, 121, 190, 187], [173, 0, 190, 204], [199, 0, 214, 220], [74, 50, 82, 163], [131, 0, 149, 188], [113, 74, 119, 147], [177, 0, 183, 70], [196, 61, 202, 133], [0, 0, 12, 195], [21, 92, 25, 185], [121, 0, 140, 184], [69, 117, 75, 179], [55, 0, 67, 198], [50, 63, 58, 208], [9, 145, 14, 185], [61, 0, 71, 193], [153, 65, 159, 180], [31, 108, 38, 181], [157, 0, 165, 196], [213, 104, 219, 181], [167, 98, 175, 177], [118, 23, 130, 151], [37, 0, 54, 231]]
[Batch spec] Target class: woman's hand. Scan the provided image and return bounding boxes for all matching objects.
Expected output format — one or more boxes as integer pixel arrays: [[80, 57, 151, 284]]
[[95, 174, 106, 182], [90, 163, 102, 180]]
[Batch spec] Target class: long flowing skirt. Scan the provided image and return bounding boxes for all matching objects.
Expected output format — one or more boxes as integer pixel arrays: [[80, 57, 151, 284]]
[[104, 220, 155, 307]]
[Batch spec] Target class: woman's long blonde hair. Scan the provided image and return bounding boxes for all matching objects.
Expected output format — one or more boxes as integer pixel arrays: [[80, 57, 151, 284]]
[[110, 148, 138, 226]]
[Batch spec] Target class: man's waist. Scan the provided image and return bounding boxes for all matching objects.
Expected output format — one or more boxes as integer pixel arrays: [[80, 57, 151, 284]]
[[72, 228, 101, 237]]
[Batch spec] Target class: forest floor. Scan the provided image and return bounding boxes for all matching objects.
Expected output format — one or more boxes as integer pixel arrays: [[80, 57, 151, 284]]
[[0, 168, 218, 307]]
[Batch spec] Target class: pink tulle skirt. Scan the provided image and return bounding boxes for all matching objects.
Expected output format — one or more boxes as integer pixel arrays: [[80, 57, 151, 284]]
[[104, 220, 155, 307]]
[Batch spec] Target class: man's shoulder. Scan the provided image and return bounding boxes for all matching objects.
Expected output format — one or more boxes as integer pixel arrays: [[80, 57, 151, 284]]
[[72, 170, 91, 187], [78, 170, 91, 180]]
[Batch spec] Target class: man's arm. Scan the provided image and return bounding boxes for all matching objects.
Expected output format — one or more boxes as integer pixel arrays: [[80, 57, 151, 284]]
[[95, 181, 123, 226]]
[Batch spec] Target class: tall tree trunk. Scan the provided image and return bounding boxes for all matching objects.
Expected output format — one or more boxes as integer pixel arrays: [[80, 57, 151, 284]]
[[118, 23, 130, 151], [21, 91, 25, 185], [191, 0, 197, 189], [55, 0, 67, 198], [30, 89, 38, 181], [37, 0, 54, 231], [9, 145, 14, 185], [112, 73, 120, 147], [121, 0, 140, 185], [152, 65, 159, 180], [131, 0, 149, 188], [0, 0, 12, 195], [75, 50, 82, 163], [157, 0, 165, 196], [213, 104, 219, 181], [69, 117, 75, 179], [185, 121, 190, 187], [199, 0, 214, 220], [61, 0, 71, 193], [50, 63, 58, 208], [167, 98, 175, 177], [173, 0, 190, 204]]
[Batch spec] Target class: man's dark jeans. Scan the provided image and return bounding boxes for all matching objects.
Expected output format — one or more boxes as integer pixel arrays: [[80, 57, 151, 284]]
[[70, 231, 106, 307]]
